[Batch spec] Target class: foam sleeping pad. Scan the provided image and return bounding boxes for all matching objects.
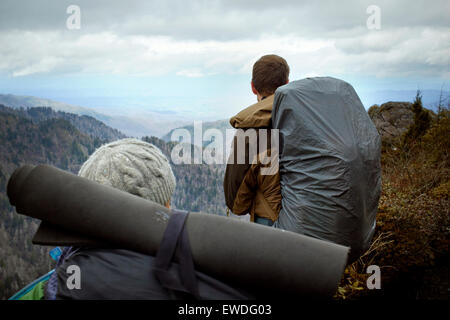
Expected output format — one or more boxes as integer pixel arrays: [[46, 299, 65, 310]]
[[7, 164, 349, 297]]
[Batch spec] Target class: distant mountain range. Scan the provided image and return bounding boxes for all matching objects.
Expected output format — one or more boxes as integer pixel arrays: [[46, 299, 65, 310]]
[[0, 94, 189, 138], [360, 89, 449, 111], [162, 118, 233, 149], [0, 105, 126, 142], [1, 88, 447, 141], [162, 119, 231, 139], [161, 90, 449, 146]]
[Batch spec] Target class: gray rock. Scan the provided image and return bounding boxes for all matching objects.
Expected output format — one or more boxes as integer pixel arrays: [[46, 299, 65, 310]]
[[368, 102, 414, 143]]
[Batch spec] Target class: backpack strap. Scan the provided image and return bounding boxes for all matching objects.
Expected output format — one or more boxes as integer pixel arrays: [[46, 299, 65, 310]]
[[154, 209, 200, 299], [9, 269, 55, 300]]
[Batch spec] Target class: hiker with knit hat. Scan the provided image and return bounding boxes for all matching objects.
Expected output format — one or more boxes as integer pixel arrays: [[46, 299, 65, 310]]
[[42, 138, 176, 299], [11, 138, 177, 300], [39, 138, 252, 300]]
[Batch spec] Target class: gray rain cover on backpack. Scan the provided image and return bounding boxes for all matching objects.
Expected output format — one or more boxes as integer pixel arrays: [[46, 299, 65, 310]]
[[272, 77, 381, 261]]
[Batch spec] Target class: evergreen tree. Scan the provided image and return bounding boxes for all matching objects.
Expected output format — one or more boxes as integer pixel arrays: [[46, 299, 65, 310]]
[[402, 90, 431, 146]]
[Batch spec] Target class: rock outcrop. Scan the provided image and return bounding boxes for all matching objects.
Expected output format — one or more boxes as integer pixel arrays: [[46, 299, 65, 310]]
[[368, 102, 414, 143]]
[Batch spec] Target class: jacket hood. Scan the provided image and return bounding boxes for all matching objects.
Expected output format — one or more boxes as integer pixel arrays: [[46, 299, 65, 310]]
[[229, 95, 274, 129]]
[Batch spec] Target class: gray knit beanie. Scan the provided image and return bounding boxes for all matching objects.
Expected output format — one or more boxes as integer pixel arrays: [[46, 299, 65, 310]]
[[78, 138, 176, 206]]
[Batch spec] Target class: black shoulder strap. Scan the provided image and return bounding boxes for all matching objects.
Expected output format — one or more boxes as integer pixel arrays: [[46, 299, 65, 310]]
[[154, 209, 200, 299]]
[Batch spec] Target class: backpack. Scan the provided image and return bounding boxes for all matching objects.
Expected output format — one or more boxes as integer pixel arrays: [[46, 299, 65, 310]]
[[272, 77, 381, 262]]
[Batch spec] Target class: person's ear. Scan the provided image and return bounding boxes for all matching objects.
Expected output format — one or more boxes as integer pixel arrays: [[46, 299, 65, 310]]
[[286, 78, 289, 84], [251, 81, 258, 95]]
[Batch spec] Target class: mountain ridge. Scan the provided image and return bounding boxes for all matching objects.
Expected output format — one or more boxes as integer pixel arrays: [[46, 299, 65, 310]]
[[0, 104, 126, 142], [0, 94, 189, 138]]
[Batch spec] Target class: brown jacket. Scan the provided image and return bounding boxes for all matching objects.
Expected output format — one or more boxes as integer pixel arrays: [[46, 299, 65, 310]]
[[223, 95, 281, 222]]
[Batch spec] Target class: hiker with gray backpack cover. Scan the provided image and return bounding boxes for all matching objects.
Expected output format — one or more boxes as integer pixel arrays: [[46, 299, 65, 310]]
[[224, 55, 381, 262]]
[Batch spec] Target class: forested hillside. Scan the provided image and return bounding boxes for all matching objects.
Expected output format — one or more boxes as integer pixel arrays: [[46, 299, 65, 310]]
[[0, 105, 126, 142], [0, 106, 115, 298], [143, 136, 227, 215]]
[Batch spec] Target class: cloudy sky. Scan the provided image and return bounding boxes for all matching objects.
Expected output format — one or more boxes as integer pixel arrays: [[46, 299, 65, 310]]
[[0, 0, 449, 120]]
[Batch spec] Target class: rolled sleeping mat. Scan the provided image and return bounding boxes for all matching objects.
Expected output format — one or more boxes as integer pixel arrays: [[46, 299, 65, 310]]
[[7, 164, 349, 297]]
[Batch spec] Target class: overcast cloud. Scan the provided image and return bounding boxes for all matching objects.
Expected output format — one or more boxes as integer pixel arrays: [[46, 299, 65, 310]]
[[0, 0, 448, 80]]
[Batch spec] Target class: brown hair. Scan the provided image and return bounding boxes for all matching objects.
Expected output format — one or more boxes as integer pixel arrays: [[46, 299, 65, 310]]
[[252, 54, 290, 96]]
